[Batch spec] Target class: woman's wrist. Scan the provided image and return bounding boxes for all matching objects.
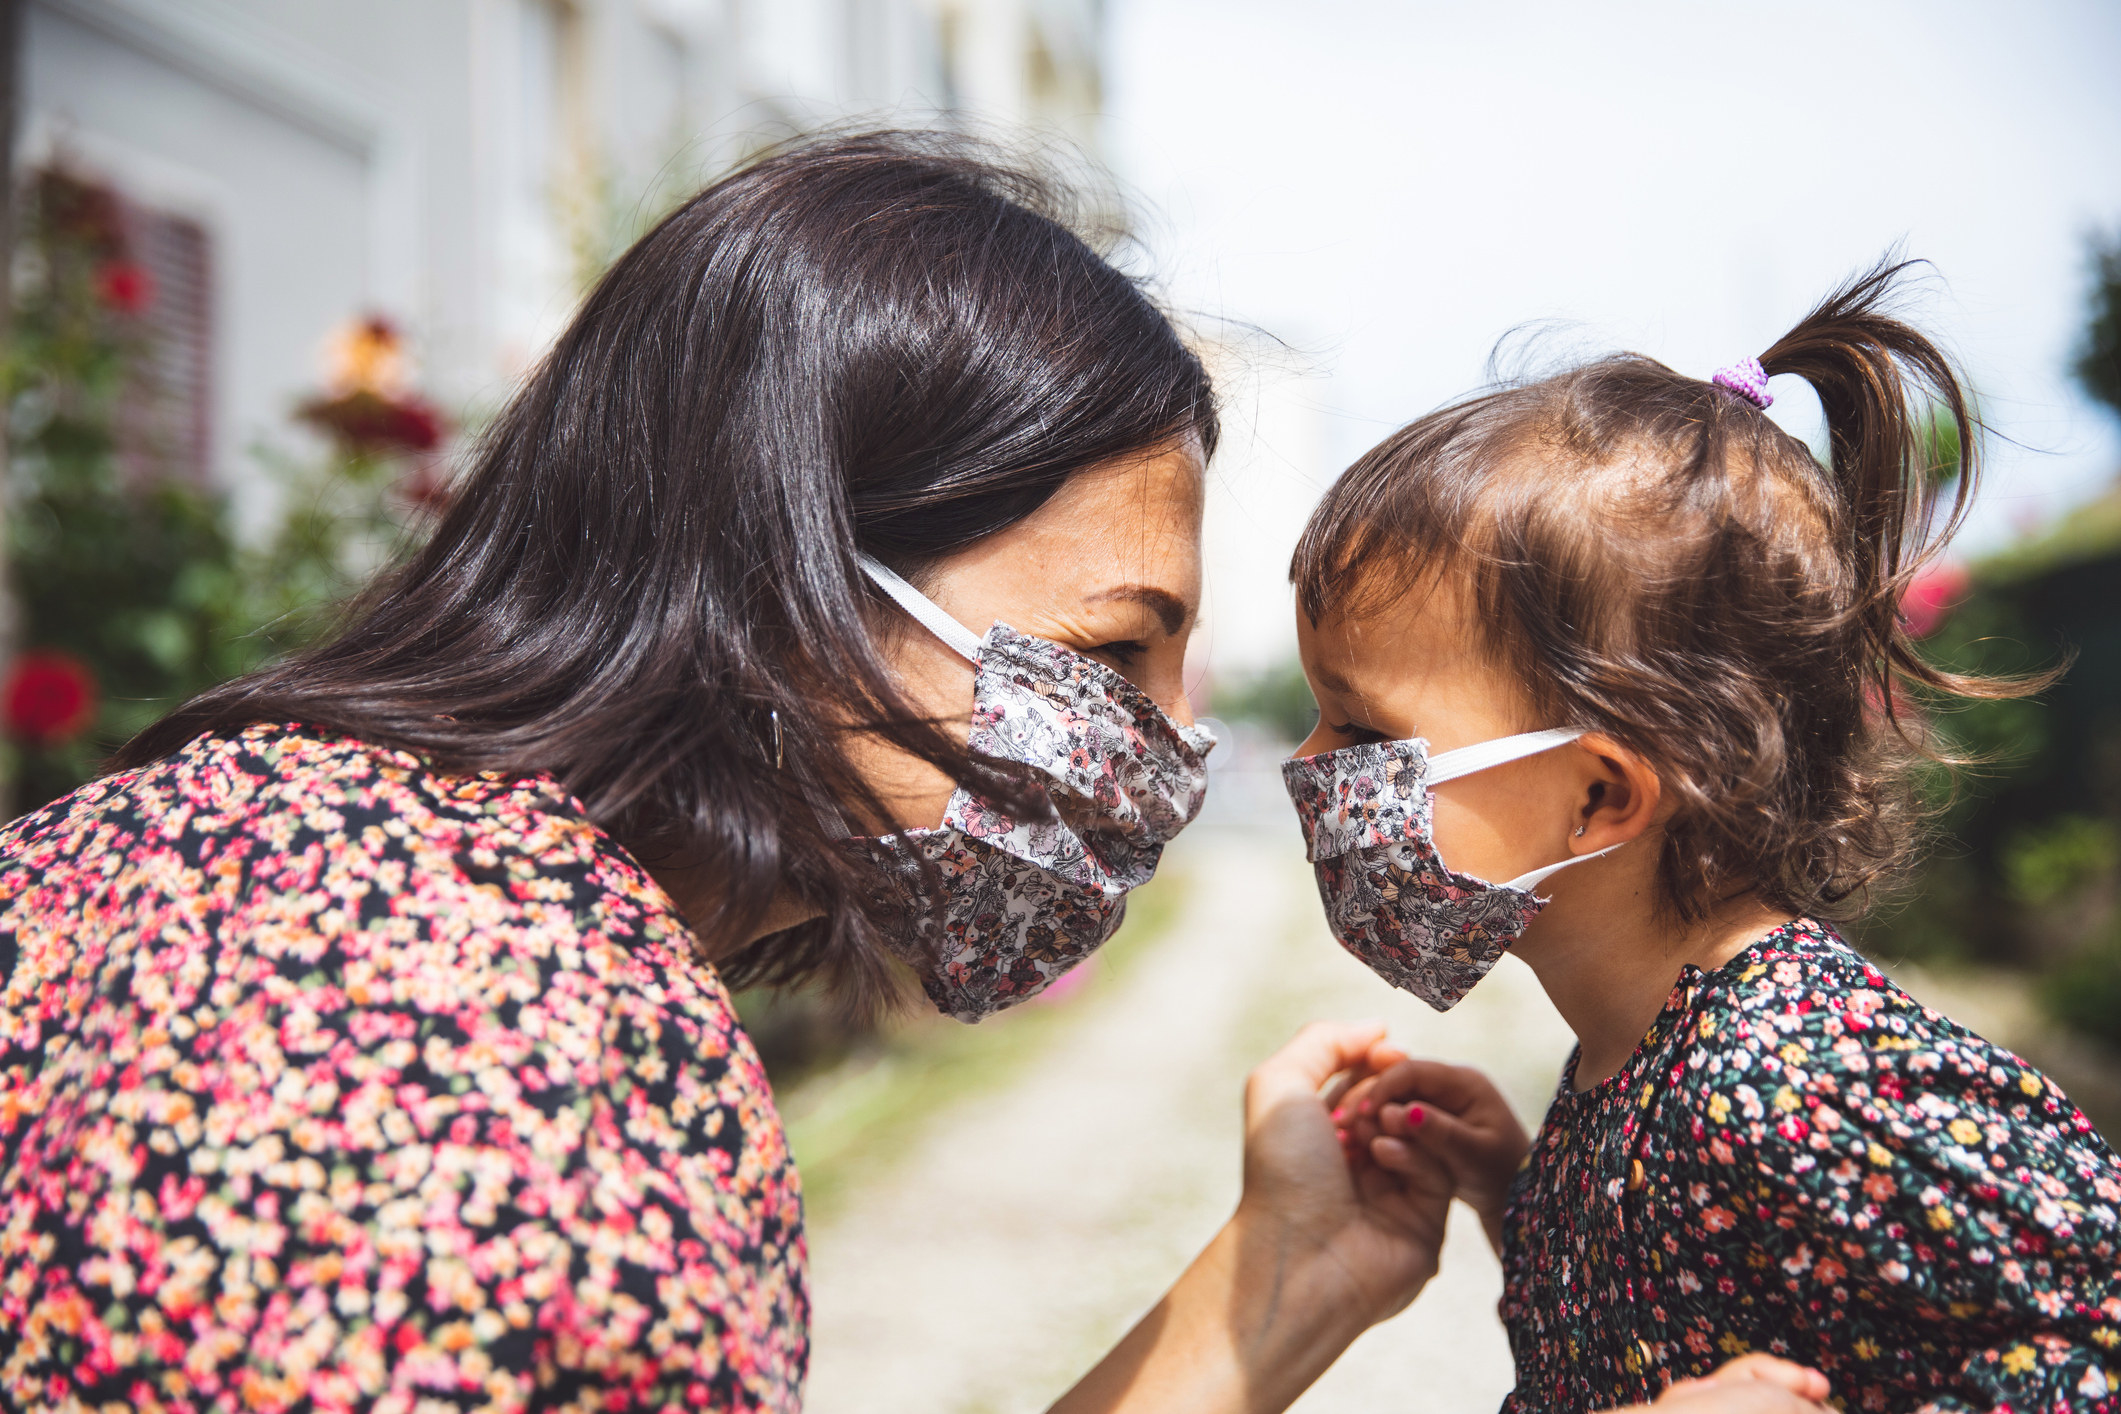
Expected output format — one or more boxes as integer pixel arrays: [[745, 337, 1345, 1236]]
[[1214, 1202, 1383, 1384], [1049, 1210, 1386, 1414]]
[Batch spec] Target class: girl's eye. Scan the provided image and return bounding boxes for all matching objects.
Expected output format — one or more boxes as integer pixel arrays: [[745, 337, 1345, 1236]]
[[1329, 720, 1389, 745]]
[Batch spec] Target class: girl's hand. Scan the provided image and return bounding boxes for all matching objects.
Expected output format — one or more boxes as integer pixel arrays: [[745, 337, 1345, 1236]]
[[1334, 1057, 1530, 1254], [1238, 1021, 1456, 1327]]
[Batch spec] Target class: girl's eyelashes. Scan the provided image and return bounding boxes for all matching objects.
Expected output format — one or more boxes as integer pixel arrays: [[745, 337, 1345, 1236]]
[[1328, 719, 1390, 744]]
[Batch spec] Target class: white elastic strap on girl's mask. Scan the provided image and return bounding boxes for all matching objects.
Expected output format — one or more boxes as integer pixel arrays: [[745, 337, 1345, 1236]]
[[859, 555, 985, 663], [1426, 728, 1585, 785], [1425, 727, 1625, 894]]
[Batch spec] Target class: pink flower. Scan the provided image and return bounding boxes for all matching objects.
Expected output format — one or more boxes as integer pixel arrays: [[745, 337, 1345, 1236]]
[[1901, 562, 1972, 638]]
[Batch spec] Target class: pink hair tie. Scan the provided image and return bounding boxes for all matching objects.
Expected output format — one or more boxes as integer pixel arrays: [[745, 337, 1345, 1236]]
[[1711, 356, 1773, 409]]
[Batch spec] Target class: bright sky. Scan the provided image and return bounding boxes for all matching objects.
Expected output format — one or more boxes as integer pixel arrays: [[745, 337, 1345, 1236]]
[[1102, 0, 2121, 673]]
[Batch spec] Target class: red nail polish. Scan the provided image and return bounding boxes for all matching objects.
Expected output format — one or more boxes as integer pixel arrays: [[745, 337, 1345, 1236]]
[[1331, 1108, 1346, 1125], [1409, 1104, 1426, 1127], [1358, 1099, 1373, 1115]]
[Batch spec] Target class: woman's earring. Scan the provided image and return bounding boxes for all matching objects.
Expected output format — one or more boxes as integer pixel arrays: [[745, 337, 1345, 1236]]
[[771, 709, 785, 771]]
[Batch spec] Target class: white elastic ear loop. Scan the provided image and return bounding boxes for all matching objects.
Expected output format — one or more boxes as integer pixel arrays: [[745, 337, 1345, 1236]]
[[1424, 727, 1620, 894], [858, 554, 985, 663], [1502, 841, 1624, 895], [1425, 728, 1585, 786]]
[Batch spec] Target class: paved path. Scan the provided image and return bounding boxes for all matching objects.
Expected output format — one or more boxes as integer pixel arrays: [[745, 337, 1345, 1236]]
[[801, 789, 1580, 1414]]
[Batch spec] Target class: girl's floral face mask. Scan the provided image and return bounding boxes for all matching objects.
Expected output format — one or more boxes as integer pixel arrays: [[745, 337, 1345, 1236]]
[[845, 557, 1214, 1022], [1282, 729, 1617, 1010]]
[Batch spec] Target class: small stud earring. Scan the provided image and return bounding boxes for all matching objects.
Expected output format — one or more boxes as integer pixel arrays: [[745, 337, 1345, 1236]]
[[1573, 824, 1586, 837]]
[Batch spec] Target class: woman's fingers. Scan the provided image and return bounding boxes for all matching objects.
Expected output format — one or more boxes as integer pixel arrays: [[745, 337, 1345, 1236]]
[[1248, 1020, 1389, 1116], [1319, 1070, 1361, 1115], [1322, 1045, 1402, 1113]]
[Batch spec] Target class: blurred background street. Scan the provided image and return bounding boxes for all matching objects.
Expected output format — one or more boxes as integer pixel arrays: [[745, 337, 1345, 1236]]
[[6, 1, 2121, 1407], [793, 753, 1582, 1414]]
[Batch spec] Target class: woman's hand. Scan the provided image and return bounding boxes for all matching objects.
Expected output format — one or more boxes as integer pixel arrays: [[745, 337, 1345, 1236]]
[[1335, 1056, 1531, 1255], [1049, 1021, 1453, 1414], [1237, 1021, 1455, 1326]]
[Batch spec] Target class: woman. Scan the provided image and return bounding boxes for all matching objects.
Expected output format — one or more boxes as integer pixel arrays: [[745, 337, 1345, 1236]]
[[0, 133, 1832, 1413]]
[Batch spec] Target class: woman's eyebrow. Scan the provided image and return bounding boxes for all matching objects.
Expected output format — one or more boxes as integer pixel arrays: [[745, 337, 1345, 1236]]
[[1086, 585, 1191, 636]]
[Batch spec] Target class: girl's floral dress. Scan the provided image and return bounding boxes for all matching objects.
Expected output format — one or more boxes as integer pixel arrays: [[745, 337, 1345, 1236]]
[[1501, 919, 2121, 1414], [0, 724, 807, 1413]]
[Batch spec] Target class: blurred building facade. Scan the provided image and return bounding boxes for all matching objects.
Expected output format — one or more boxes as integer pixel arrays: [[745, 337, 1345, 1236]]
[[15, 0, 1102, 526]]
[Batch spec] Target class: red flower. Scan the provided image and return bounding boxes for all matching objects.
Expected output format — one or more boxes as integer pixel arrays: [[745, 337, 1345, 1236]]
[[394, 459, 455, 516], [1901, 562, 1971, 638], [296, 389, 445, 455], [3, 651, 99, 747], [94, 261, 156, 315]]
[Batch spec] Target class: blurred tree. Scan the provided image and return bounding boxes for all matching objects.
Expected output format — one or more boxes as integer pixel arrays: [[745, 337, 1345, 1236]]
[[1858, 226, 2121, 1052], [2, 166, 448, 812], [2076, 229, 2121, 419], [1210, 658, 1317, 745]]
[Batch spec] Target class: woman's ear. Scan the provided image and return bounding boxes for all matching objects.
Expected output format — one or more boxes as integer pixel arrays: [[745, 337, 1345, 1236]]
[[1572, 733, 1661, 854]]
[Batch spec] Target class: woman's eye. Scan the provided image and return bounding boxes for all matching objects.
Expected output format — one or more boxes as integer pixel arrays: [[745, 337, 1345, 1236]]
[[1088, 640, 1147, 668]]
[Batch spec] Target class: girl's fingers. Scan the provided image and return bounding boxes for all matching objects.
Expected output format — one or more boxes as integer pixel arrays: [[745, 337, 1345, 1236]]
[[1366, 1056, 1508, 1115], [1371, 1102, 1483, 1174], [1365, 1110, 1467, 1170]]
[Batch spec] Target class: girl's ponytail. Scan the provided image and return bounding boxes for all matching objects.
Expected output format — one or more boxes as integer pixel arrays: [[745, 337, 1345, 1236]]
[[1760, 256, 2044, 717]]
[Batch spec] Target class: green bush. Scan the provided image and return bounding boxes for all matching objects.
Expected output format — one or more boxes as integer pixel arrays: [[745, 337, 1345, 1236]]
[[2002, 815, 2121, 909], [1212, 659, 1317, 744]]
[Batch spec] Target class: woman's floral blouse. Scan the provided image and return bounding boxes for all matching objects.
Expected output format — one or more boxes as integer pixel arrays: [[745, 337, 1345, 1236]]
[[0, 724, 806, 1413], [1501, 919, 2121, 1414]]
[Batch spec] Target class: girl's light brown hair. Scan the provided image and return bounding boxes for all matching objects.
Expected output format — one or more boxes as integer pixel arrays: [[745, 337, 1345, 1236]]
[[1293, 257, 2046, 922]]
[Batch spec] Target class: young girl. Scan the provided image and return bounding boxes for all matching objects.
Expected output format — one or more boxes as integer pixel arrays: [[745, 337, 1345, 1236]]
[[1287, 260, 2121, 1414]]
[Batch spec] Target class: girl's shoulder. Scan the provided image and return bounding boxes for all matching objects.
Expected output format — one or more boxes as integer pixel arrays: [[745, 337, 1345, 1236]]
[[1694, 918, 2020, 1075], [1701, 917, 1941, 1036], [1669, 918, 2111, 1172]]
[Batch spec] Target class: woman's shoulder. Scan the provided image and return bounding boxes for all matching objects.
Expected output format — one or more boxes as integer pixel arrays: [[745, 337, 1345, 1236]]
[[6, 720, 661, 913], [6, 719, 603, 860], [0, 722, 809, 1405], [0, 720, 739, 1034]]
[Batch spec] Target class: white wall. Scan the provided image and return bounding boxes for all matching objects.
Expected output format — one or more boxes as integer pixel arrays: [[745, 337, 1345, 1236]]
[[19, 0, 1107, 533]]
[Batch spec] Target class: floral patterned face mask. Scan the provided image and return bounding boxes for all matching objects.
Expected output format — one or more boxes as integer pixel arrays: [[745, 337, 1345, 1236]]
[[847, 556, 1215, 1022], [1282, 729, 1619, 1011]]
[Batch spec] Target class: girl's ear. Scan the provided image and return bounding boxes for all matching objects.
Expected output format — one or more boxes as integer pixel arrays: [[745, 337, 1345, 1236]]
[[1572, 733, 1662, 854]]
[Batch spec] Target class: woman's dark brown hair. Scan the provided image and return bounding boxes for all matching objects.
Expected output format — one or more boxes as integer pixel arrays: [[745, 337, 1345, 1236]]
[[116, 130, 1217, 1006], [1293, 257, 2040, 922]]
